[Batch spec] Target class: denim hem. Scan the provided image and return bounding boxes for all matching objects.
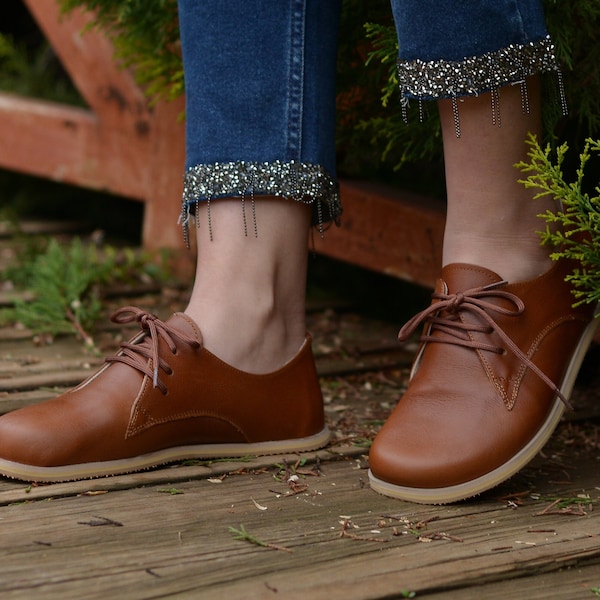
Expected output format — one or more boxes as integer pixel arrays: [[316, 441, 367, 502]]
[[180, 160, 341, 247], [397, 35, 567, 135]]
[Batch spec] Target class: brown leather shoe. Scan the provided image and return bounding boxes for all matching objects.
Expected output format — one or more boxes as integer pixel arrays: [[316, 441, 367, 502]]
[[369, 260, 598, 504], [0, 307, 329, 482]]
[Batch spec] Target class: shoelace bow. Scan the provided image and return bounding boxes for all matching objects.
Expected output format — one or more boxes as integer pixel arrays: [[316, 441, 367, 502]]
[[397, 280, 571, 409], [105, 307, 201, 394]]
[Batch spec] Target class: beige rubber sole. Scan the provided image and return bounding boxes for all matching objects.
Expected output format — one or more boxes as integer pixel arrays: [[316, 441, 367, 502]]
[[0, 427, 331, 483], [369, 308, 600, 504]]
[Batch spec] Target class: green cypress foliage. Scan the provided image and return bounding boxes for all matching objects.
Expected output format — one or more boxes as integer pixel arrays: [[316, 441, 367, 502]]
[[11, 238, 106, 346], [518, 136, 600, 309], [2, 238, 168, 345]]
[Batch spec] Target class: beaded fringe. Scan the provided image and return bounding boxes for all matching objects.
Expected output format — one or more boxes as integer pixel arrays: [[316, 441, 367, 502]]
[[397, 35, 568, 137], [180, 161, 341, 248], [179, 38, 566, 243]]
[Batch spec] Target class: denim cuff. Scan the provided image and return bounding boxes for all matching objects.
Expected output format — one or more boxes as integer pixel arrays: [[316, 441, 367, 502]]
[[397, 35, 567, 135], [180, 160, 341, 247]]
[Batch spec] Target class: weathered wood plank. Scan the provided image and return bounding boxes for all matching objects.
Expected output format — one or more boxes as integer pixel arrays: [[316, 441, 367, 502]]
[[23, 0, 147, 117], [0, 220, 88, 238], [0, 369, 96, 393], [0, 446, 364, 505], [0, 454, 597, 599], [0, 389, 58, 415], [426, 562, 600, 599]]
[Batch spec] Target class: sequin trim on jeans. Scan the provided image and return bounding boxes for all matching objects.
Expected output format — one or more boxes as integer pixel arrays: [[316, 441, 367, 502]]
[[397, 35, 567, 137], [180, 161, 341, 247]]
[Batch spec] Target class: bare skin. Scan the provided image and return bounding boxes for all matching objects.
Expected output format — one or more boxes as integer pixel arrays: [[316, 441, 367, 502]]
[[184, 77, 553, 373], [184, 197, 311, 374], [439, 76, 555, 282]]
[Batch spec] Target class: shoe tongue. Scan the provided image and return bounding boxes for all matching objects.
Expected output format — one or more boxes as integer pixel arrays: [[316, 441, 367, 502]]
[[164, 312, 204, 345], [439, 263, 504, 294]]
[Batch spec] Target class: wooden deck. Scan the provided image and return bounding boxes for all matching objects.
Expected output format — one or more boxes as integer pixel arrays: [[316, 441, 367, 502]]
[[1, 231, 600, 599]]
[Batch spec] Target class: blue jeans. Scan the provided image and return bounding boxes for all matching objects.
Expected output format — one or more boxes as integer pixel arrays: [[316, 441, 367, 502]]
[[178, 0, 558, 240]]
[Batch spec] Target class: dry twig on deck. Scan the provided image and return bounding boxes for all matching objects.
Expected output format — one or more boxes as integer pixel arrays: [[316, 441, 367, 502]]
[[533, 497, 591, 517], [77, 515, 123, 527], [339, 518, 387, 543]]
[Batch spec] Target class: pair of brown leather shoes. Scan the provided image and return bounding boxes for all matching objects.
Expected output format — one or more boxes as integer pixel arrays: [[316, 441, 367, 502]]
[[0, 261, 596, 505]]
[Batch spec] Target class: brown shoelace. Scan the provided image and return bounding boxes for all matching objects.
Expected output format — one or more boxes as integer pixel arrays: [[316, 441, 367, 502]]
[[105, 307, 201, 394], [397, 281, 571, 409]]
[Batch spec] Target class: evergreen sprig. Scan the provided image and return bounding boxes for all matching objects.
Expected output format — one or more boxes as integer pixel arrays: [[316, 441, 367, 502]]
[[3, 238, 168, 346], [59, 0, 182, 103], [518, 135, 600, 309], [11, 238, 106, 345]]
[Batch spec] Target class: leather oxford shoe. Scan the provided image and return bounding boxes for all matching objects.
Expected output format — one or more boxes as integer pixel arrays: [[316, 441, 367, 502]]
[[369, 260, 598, 504], [0, 307, 329, 482]]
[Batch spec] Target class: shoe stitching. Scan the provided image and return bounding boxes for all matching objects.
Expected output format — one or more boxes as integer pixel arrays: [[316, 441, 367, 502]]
[[487, 314, 584, 409], [397, 281, 571, 409], [127, 405, 247, 440]]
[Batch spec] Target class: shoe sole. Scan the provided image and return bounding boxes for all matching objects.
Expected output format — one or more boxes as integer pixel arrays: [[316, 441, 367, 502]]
[[369, 308, 600, 504], [0, 427, 331, 483]]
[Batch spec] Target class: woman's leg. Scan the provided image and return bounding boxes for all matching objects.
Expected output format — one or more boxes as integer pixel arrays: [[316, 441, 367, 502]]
[[0, 0, 341, 482], [369, 0, 598, 503], [179, 0, 341, 373], [390, 0, 560, 280], [185, 198, 312, 374], [439, 75, 555, 282]]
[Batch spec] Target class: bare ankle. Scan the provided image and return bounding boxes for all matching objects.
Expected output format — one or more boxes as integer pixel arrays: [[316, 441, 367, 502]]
[[443, 231, 553, 282], [184, 298, 307, 373], [184, 198, 311, 372]]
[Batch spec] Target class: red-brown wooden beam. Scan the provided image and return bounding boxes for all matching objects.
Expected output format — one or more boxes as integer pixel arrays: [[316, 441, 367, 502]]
[[0, 0, 186, 249], [314, 181, 446, 289]]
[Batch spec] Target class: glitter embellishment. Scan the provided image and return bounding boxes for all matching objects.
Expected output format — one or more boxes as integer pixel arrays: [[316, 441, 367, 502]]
[[397, 36, 567, 136], [180, 161, 341, 247]]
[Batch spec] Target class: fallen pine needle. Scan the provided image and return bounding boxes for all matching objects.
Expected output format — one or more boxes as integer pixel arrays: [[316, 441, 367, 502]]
[[77, 515, 123, 527], [251, 497, 268, 511], [229, 524, 292, 553], [418, 532, 463, 543]]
